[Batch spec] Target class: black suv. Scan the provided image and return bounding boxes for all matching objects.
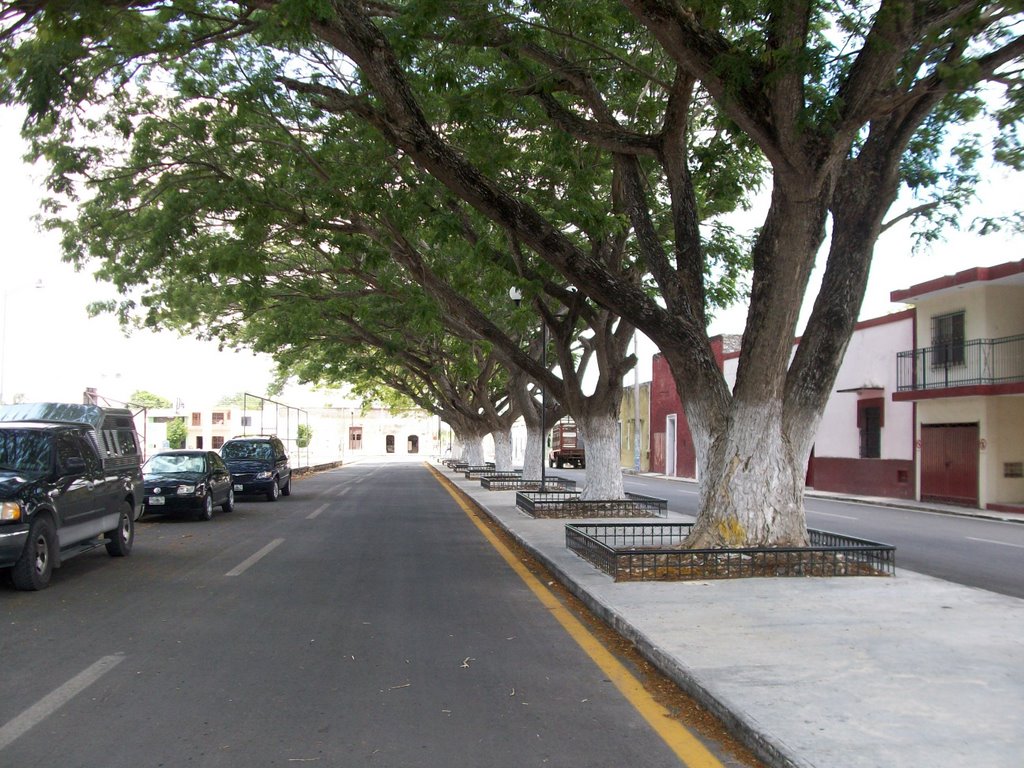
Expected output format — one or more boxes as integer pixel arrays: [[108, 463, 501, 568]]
[[0, 403, 143, 590], [220, 435, 291, 501]]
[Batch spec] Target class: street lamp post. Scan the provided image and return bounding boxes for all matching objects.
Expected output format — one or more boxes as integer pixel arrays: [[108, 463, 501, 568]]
[[509, 287, 546, 492]]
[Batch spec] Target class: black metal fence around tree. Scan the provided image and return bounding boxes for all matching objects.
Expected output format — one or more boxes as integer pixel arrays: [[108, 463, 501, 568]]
[[565, 522, 896, 581]]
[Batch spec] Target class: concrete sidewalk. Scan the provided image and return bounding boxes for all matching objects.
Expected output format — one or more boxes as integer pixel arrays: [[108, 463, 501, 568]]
[[438, 464, 1024, 768]]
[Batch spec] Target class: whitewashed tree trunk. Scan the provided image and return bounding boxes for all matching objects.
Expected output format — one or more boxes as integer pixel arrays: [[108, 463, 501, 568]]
[[689, 400, 811, 547], [450, 433, 465, 461], [463, 434, 486, 466], [491, 428, 513, 471], [577, 412, 624, 501], [522, 422, 543, 479]]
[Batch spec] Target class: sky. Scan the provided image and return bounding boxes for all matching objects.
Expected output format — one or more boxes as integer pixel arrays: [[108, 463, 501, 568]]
[[0, 107, 276, 409], [1, 104, 1021, 404]]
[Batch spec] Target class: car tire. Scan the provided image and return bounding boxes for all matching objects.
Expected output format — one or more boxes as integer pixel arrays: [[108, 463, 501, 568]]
[[266, 478, 280, 502], [12, 515, 56, 591], [221, 488, 235, 513], [105, 503, 134, 557], [281, 476, 291, 497], [196, 494, 214, 521]]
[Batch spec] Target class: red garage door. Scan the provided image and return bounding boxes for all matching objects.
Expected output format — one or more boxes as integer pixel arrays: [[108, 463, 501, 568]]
[[921, 424, 979, 506]]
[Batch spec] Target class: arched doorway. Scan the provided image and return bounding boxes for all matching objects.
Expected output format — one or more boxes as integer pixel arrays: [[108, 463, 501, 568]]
[[407, 435, 419, 454]]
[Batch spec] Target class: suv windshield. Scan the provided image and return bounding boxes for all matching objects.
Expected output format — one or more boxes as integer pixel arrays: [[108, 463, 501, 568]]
[[221, 441, 273, 461], [0, 429, 53, 473]]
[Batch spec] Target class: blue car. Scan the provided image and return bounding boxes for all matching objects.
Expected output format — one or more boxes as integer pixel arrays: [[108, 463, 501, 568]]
[[219, 435, 291, 501]]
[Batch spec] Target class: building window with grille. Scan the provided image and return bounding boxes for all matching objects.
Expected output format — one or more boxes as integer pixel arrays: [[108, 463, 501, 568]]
[[858, 398, 884, 459], [212, 436, 224, 449], [931, 311, 965, 367], [192, 412, 202, 426], [212, 412, 225, 425]]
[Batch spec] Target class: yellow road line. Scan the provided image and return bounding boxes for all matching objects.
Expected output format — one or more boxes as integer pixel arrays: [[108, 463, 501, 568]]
[[429, 465, 724, 768]]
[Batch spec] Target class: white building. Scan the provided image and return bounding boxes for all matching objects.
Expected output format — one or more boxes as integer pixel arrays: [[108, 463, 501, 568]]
[[891, 259, 1024, 510], [141, 401, 440, 468]]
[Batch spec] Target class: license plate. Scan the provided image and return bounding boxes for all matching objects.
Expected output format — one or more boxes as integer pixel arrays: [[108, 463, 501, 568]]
[[233, 484, 243, 492], [148, 496, 165, 505]]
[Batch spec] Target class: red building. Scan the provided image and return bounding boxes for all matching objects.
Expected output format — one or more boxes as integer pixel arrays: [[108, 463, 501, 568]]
[[649, 335, 741, 477]]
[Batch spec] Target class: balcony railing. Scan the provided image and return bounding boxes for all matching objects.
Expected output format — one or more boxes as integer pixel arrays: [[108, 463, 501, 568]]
[[897, 333, 1024, 392]]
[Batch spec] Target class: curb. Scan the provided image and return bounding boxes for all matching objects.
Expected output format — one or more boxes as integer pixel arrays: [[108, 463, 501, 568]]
[[438, 469, 807, 768]]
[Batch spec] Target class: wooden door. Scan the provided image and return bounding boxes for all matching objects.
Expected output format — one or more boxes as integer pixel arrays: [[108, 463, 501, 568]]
[[921, 424, 979, 506]]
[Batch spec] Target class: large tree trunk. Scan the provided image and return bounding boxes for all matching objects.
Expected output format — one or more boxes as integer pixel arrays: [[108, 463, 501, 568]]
[[491, 428, 513, 471], [688, 399, 812, 547], [657, 183, 831, 547], [577, 411, 625, 501], [522, 421, 543, 480], [463, 433, 486, 465]]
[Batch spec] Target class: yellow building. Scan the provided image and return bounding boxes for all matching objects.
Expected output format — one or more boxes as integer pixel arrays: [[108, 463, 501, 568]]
[[619, 381, 651, 472]]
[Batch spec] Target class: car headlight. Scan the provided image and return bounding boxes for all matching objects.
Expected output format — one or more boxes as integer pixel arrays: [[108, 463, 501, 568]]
[[0, 501, 22, 522], [256, 471, 273, 480], [177, 485, 197, 495]]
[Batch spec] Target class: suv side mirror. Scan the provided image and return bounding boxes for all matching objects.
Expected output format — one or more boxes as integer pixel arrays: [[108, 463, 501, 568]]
[[63, 456, 87, 475]]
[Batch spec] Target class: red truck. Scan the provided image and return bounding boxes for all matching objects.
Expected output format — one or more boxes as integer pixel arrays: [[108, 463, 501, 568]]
[[548, 418, 586, 469]]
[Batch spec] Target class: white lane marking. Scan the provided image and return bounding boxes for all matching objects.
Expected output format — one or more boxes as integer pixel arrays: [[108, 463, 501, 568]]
[[809, 510, 859, 521], [966, 536, 1024, 549], [307, 503, 329, 520], [319, 484, 350, 498], [0, 654, 125, 751], [226, 538, 285, 576]]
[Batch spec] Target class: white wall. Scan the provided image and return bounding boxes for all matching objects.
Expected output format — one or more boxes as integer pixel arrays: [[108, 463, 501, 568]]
[[817, 315, 915, 460], [989, 398, 1024, 504]]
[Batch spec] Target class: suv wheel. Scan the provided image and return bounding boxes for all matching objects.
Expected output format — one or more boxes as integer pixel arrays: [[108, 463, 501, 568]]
[[12, 516, 56, 590], [266, 478, 280, 502], [105, 503, 134, 557], [281, 476, 291, 497], [196, 494, 214, 521], [222, 488, 235, 513]]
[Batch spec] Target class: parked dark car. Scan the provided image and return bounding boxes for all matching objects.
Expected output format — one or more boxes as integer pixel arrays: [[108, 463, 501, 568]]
[[220, 435, 291, 501], [0, 404, 142, 591], [143, 450, 234, 520]]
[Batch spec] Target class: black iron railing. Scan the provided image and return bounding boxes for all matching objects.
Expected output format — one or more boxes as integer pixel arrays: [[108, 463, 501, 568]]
[[465, 468, 520, 480], [565, 523, 895, 581], [516, 491, 667, 519], [480, 476, 577, 491], [897, 333, 1024, 391]]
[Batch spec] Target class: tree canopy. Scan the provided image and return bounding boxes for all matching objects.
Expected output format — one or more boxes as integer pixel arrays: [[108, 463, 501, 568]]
[[130, 390, 172, 409], [1, 1, 1021, 545]]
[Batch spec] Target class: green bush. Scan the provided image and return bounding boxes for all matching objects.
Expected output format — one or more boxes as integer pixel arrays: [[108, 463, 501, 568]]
[[166, 418, 188, 449]]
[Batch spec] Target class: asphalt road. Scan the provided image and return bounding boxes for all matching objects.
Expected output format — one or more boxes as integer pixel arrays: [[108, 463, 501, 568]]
[[1, 463, 753, 767], [601, 470, 1024, 600]]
